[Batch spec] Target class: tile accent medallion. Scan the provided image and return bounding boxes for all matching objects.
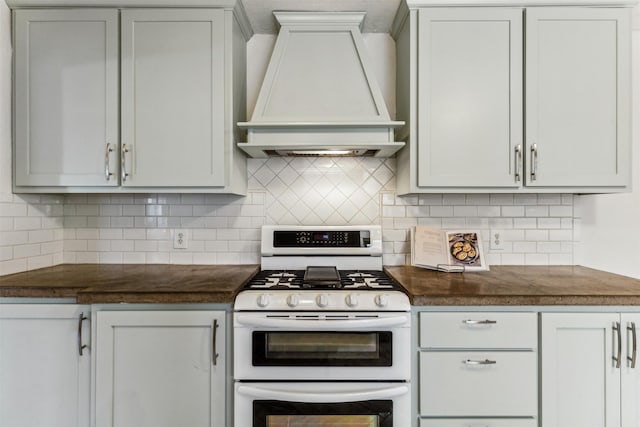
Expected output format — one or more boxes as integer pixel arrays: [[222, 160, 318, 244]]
[[0, 158, 578, 274]]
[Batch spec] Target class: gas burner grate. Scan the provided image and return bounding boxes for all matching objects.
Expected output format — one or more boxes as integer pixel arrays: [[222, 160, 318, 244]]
[[246, 270, 398, 290]]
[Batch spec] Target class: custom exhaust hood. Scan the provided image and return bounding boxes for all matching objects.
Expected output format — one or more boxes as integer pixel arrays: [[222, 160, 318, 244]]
[[237, 12, 405, 158]]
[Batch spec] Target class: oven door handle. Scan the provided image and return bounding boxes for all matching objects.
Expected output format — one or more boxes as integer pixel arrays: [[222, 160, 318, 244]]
[[235, 315, 409, 329], [236, 384, 410, 403]]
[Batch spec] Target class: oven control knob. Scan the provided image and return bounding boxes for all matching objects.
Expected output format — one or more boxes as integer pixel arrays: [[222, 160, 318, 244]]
[[316, 294, 329, 308], [374, 294, 389, 308], [287, 294, 300, 308], [345, 294, 359, 308], [256, 294, 270, 308]]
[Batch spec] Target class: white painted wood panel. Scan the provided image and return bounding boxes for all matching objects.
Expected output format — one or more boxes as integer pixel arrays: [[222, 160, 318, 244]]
[[420, 351, 537, 417], [541, 313, 621, 427], [0, 305, 90, 427], [94, 310, 225, 427], [121, 9, 226, 187], [420, 419, 537, 427], [419, 312, 537, 349], [622, 314, 640, 427], [525, 8, 631, 188], [13, 9, 118, 187], [416, 8, 522, 188]]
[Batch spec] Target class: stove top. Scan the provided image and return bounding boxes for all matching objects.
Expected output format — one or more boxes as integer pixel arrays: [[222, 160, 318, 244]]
[[244, 269, 399, 290]]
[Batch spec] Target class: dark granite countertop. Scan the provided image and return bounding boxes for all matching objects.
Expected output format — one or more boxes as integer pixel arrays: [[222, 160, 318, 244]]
[[0, 264, 259, 304], [384, 265, 640, 305], [2, 264, 640, 306]]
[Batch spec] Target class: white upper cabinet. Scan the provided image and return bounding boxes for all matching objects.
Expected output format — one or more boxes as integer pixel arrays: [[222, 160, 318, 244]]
[[416, 8, 523, 189], [525, 7, 630, 188], [394, 4, 632, 194], [120, 9, 226, 188], [13, 9, 119, 188], [12, 5, 249, 194]]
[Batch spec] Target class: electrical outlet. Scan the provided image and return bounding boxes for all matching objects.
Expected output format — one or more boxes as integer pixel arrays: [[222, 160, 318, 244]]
[[490, 229, 506, 251], [173, 229, 188, 249]]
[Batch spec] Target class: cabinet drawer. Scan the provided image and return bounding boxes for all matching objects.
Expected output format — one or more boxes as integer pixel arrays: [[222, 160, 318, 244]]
[[420, 419, 537, 427], [420, 351, 537, 417], [419, 312, 537, 348]]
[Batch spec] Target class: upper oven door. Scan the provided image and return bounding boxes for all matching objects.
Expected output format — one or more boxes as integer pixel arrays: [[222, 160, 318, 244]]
[[234, 312, 411, 381]]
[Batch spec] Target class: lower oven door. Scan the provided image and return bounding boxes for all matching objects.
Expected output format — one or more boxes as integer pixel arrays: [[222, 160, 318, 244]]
[[234, 382, 411, 427], [234, 312, 411, 381]]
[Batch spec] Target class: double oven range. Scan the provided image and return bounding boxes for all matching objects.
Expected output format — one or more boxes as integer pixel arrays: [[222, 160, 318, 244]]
[[234, 225, 411, 427]]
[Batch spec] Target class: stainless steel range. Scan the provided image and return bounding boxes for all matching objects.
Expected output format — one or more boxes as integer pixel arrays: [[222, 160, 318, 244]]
[[234, 225, 411, 427]]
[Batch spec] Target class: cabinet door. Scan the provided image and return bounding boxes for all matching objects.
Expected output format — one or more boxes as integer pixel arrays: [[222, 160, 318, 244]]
[[541, 313, 621, 427], [94, 311, 225, 427], [622, 314, 640, 427], [417, 8, 523, 188], [13, 9, 119, 187], [525, 8, 631, 188], [0, 305, 90, 427], [121, 10, 226, 187]]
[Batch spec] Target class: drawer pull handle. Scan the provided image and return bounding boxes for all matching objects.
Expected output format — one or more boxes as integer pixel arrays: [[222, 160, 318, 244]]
[[530, 143, 538, 181], [614, 322, 622, 369], [628, 322, 637, 369], [77, 312, 88, 356], [105, 143, 113, 181], [462, 319, 497, 325], [463, 359, 496, 366], [121, 144, 130, 182], [514, 144, 522, 182], [212, 319, 219, 366]]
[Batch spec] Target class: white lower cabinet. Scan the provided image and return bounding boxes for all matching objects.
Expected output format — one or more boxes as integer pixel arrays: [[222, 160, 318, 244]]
[[541, 312, 640, 427], [418, 312, 538, 425], [0, 304, 91, 427], [94, 310, 226, 427], [420, 420, 537, 427], [420, 351, 537, 417]]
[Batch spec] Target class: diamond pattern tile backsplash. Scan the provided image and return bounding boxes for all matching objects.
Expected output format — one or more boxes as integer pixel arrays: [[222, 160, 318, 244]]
[[0, 157, 578, 275], [249, 157, 395, 225]]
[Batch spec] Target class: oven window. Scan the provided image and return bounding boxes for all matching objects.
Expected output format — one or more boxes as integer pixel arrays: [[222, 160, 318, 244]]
[[254, 400, 392, 427], [252, 331, 392, 366]]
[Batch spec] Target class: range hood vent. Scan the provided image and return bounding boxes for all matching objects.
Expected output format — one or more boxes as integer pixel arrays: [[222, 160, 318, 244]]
[[238, 12, 405, 158]]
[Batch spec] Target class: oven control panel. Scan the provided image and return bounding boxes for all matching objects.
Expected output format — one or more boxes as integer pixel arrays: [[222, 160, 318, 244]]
[[234, 290, 411, 312], [273, 230, 370, 248]]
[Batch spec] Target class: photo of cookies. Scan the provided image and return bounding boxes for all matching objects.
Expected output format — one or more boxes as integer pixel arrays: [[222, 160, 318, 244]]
[[448, 232, 482, 266]]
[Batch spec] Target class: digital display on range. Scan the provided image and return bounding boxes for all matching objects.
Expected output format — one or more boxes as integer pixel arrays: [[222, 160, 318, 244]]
[[313, 233, 330, 242], [273, 230, 369, 248]]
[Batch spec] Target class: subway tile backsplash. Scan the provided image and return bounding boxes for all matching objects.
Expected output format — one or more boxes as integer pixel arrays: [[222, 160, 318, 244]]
[[0, 157, 578, 275]]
